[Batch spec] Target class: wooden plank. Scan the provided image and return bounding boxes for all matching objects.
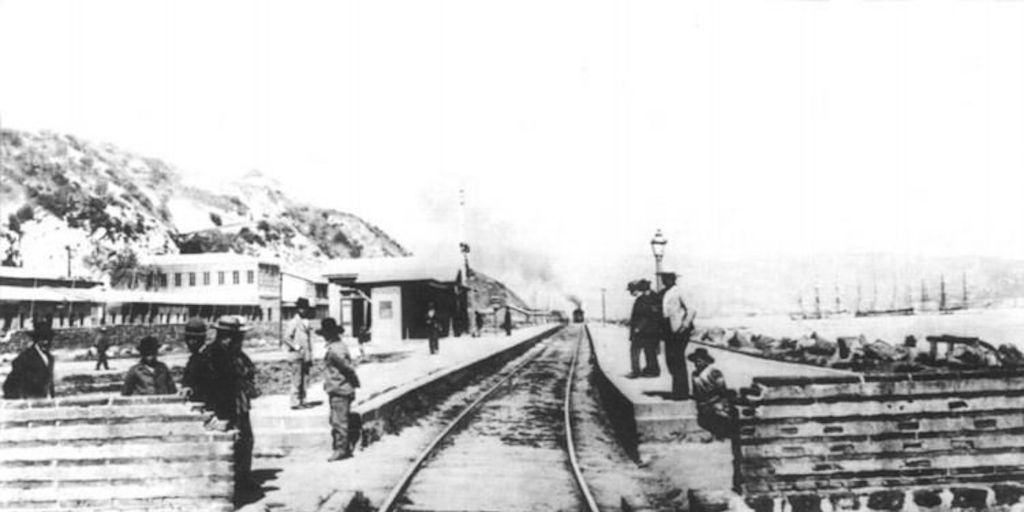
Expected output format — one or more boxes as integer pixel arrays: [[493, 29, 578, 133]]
[[0, 440, 234, 463], [0, 422, 215, 443], [740, 452, 1024, 477], [0, 460, 233, 482], [4, 478, 233, 502], [739, 411, 1024, 439], [740, 431, 1024, 459], [1, 404, 198, 423], [741, 394, 1024, 420], [751, 375, 1024, 402], [0, 395, 186, 410]]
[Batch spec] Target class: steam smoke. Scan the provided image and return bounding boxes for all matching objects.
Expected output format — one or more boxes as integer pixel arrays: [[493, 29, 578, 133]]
[[565, 294, 582, 308]]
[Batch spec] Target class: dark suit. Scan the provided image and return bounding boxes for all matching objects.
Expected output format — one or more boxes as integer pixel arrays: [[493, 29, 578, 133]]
[[3, 346, 54, 399]]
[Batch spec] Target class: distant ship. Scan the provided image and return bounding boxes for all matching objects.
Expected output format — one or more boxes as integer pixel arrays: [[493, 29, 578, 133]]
[[938, 273, 970, 314], [854, 280, 915, 317]]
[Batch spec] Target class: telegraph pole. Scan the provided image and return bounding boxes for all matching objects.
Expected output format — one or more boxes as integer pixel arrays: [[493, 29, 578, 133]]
[[600, 288, 607, 324]]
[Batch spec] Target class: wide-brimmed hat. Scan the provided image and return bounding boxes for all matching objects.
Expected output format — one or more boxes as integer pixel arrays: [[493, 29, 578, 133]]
[[634, 279, 651, 291], [295, 297, 311, 310], [627, 280, 640, 292], [137, 336, 160, 355], [184, 317, 207, 338], [687, 347, 714, 364], [315, 317, 344, 336], [212, 315, 251, 334]]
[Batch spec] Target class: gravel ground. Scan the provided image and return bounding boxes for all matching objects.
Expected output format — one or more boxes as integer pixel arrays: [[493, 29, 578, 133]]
[[572, 327, 690, 512], [238, 332, 563, 511]]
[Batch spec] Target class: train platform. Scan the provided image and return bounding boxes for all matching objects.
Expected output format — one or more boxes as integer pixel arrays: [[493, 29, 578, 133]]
[[585, 323, 853, 444]]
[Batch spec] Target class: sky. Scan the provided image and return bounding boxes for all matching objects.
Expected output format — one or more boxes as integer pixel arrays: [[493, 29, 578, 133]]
[[2, 0, 1024, 317]]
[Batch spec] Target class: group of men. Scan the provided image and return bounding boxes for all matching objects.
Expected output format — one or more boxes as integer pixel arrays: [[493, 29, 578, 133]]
[[627, 271, 732, 438], [2, 298, 363, 492], [627, 271, 695, 398]]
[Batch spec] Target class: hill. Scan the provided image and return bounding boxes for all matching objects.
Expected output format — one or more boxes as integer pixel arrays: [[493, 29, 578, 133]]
[[0, 129, 408, 280]]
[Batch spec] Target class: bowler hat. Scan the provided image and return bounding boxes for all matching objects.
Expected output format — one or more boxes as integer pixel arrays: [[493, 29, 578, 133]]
[[213, 315, 251, 333], [687, 347, 714, 364], [137, 336, 160, 355], [315, 317, 344, 336], [295, 297, 311, 310], [626, 280, 640, 292], [184, 317, 207, 338], [32, 318, 54, 340], [635, 279, 651, 291]]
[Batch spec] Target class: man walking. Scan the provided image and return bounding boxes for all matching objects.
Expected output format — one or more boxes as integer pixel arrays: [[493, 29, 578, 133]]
[[660, 271, 695, 399], [121, 336, 176, 396], [94, 324, 111, 371], [284, 298, 315, 409], [425, 303, 442, 355], [3, 318, 56, 399], [208, 315, 258, 491], [318, 318, 360, 461]]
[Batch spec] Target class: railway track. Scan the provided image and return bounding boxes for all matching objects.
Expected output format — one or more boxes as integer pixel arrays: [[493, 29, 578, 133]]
[[377, 326, 599, 512]]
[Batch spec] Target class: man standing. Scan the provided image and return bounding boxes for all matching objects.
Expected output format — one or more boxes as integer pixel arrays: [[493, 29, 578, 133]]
[[318, 318, 360, 461], [284, 298, 314, 409], [94, 325, 111, 371], [3, 318, 56, 399], [660, 271, 695, 399], [121, 336, 176, 396], [501, 308, 513, 336], [628, 279, 662, 378], [474, 311, 485, 337], [208, 315, 258, 491], [180, 317, 211, 404], [425, 303, 442, 355]]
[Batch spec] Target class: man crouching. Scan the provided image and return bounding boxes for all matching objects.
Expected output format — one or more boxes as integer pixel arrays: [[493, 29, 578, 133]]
[[318, 318, 360, 461]]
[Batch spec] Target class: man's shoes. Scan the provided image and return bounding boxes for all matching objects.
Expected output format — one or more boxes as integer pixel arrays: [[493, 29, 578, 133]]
[[641, 368, 660, 377], [327, 451, 353, 462]]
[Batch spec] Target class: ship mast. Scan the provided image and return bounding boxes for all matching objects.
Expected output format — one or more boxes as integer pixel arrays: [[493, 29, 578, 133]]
[[940, 275, 947, 312], [814, 286, 822, 319], [961, 272, 968, 309], [920, 279, 929, 309], [834, 283, 842, 314]]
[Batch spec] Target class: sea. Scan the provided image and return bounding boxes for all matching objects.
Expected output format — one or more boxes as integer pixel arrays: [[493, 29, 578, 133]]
[[704, 308, 1024, 349]]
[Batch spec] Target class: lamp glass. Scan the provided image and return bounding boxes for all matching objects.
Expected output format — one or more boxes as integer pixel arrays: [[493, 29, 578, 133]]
[[650, 230, 667, 257]]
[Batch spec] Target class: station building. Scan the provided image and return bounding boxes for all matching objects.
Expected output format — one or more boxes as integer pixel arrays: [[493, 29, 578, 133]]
[[323, 255, 469, 342], [0, 267, 103, 330], [281, 271, 332, 320]]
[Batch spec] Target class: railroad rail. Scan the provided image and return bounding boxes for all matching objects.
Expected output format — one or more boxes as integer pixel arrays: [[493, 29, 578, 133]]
[[377, 326, 599, 512]]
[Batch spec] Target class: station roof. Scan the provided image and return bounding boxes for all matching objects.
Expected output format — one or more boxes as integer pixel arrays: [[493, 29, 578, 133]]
[[322, 254, 464, 286], [0, 285, 257, 306]]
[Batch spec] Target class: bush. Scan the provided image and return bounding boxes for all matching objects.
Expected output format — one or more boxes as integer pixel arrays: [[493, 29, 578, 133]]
[[15, 204, 33, 222], [209, 212, 222, 226]]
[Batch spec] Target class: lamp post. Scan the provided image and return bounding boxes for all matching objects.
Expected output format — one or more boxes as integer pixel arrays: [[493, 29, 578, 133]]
[[650, 229, 667, 291]]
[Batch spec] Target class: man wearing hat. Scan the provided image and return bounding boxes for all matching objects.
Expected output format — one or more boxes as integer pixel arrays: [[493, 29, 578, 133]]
[[180, 317, 211, 404], [121, 336, 177, 396], [688, 348, 732, 439], [318, 317, 361, 461], [94, 324, 111, 371], [628, 279, 662, 378], [284, 297, 315, 409], [209, 315, 258, 490], [3, 317, 56, 399], [660, 271, 696, 399]]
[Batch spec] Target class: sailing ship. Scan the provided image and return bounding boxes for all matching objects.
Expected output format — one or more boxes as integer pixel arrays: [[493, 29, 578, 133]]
[[854, 279, 914, 317], [939, 273, 970, 314]]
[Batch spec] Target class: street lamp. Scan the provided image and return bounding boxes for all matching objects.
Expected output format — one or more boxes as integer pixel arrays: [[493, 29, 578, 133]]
[[650, 229, 667, 291]]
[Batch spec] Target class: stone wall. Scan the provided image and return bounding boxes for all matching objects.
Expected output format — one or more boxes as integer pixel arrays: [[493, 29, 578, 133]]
[[735, 370, 1024, 512], [1, 321, 284, 354]]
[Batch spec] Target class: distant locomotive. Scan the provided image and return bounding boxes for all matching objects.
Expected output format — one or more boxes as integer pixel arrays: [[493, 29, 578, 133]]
[[572, 308, 585, 323]]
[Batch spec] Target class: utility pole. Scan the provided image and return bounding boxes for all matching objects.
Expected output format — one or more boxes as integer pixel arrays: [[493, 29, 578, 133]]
[[600, 288, 607, 324], [64, 245, 72, 278]]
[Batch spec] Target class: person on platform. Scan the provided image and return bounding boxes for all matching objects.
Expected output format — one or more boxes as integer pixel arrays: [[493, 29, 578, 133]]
[[689, 348, 733, 439], [425, 303, 443, 355], [318, 317, 361, 461], [501, 308, 513, 336], [94, 324, 111, 371], [208, 315, 258, 490], [628, 279, 662, 378], [660, 271, 695, 399], [2, 318, 56, 400], [180, 317, 212, 404], [474, 311, 486, 337], [121, 336, 176, 396], [284, 297, 315, 409]]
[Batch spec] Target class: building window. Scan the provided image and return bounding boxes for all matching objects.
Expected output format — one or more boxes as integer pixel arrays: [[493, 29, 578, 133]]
[[159, 273, 167, 288], [233, 271, 240, 285], [379, 301, 393, 319], [203, 272, 210, 285], [247, 270, 255, 284], [267, 308, 273, 321], [188, 272, 196, 287], [174, 273, 182, 287], [218, 271, 225, 285]]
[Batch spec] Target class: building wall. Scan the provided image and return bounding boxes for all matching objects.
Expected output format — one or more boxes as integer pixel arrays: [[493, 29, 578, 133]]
[[149, 261, 260, 294], [371, 285, 403, 341]]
